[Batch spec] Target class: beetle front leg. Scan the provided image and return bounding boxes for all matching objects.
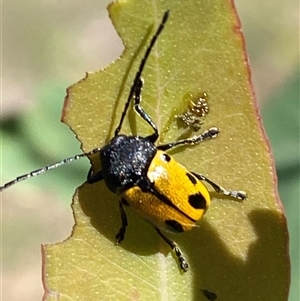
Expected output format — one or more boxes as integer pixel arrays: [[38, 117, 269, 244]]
[[87, 168, 103, 184], [115, 201, 128, 244]]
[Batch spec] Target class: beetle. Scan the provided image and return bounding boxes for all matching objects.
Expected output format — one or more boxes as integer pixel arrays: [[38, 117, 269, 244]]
[[0, 10, 247, 272]]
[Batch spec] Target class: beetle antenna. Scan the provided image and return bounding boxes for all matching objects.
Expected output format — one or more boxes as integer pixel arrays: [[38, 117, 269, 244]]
[[114, 10, 170, 137], [0, 147, 101, 191]]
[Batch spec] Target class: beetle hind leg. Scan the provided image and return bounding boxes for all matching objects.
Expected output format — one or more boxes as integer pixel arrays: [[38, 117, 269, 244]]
[[155, 228, 189, 272]]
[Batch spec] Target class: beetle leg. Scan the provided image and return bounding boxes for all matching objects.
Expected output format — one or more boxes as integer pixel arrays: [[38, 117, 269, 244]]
[[87, 168, 103, 183], [192, 172, 247, 200], [115, 202, 128, 244], [133, 77, 159, 143], [155, 228, 189, 272], [157, 127, 219, 151]]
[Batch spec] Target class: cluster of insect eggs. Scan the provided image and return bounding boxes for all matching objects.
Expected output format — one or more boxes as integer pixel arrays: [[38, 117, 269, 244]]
[[176, 92, 209, 132]]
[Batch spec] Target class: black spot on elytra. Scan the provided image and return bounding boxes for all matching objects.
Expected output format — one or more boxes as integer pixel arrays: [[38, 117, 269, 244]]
[[186, 172, 197, 185], [165, 220, 184, 232], [188, 193, 206, 209], [161, 153, 171, 162]]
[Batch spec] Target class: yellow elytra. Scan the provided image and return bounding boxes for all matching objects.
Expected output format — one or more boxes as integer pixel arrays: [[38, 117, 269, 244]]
[[122, 150, 211, 233]]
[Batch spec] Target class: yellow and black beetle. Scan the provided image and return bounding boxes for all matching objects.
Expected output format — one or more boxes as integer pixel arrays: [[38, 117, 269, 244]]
[[0, 11, 247, 272]]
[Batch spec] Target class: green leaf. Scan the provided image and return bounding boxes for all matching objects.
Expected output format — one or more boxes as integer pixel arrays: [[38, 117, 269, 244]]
[[43, 0, 290, 300]]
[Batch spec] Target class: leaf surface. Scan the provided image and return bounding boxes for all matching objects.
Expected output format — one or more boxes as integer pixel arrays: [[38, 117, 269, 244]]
[[43, 0, 290, 300]]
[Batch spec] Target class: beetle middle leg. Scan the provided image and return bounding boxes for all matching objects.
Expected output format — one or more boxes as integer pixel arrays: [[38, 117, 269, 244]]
[[192, 172, 247, 200]]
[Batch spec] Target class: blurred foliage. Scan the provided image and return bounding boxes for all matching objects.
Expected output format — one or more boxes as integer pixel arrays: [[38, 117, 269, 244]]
[[1, 82, 89, 198], [261, 70, 300, 301]]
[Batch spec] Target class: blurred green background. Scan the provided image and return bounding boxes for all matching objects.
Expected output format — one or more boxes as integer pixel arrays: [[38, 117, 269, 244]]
[[1, 1, 298, 300]]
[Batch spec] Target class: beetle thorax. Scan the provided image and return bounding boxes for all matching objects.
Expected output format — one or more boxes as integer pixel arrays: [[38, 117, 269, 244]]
[[100, 135, 156, 194]]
